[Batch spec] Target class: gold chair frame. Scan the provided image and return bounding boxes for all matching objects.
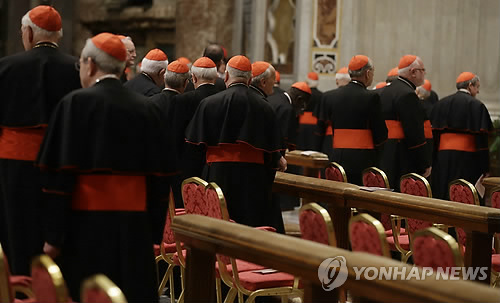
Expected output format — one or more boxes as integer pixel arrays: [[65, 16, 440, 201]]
[[299, 202, 337, 247], [412, 227, 464, 273], [81, 274, 127, 303], [329, 162, 348, 183], [449, 179, 480, 206], [31, 254, 69, 303], [362, 167, 390, 188], [492, 186, 500, 287], [0, 244, 34, 302], [349, 213, 391, 258]]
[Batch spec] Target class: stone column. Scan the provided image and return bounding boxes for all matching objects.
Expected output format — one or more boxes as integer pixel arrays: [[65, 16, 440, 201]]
[[175, 0, 234, 61]]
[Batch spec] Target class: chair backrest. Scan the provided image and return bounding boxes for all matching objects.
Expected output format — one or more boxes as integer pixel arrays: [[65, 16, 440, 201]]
[[449, 179, 480, 206], [362, 167, 391, 230], [412, 227, 464, 271], [362, 167, 390, 188], [400, 173, 433, 234], [181, 177, 230, 220], [325, 162, 347, 183], [349, 213, 391, 257], [0, 244, 13, 303], [491, 186, 500, 209], [31, 255, 69, 303], [448, 179, 480, 250], [299, 203, 336, 246], [80, 274, 127, 303]]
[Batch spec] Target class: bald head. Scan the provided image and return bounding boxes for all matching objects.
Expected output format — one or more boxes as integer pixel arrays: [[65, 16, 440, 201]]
[[203, 44, 224, 69]]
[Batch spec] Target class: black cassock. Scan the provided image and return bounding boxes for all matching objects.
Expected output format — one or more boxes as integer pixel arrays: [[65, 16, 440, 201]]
[[185, 83, 286, 232], [124, 72, 162, 97], [320, 81, 387, 185], [0, 43, 81, 275], [267, 86, 298, 150], [430, 90, 493, 200], [379, 77, 432, 190], [297, 87, 323, 152], [36, 79, 176, 303]]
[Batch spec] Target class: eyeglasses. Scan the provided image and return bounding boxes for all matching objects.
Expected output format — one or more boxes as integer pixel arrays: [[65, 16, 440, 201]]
[[413, 68, 426, 73]]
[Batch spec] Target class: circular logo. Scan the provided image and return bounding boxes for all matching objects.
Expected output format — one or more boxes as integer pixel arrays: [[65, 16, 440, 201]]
[[318, 256, 348, 291]]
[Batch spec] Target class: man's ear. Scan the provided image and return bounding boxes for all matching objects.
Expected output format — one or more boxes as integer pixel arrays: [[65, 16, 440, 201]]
[[191, 73, 198, 84], [27, 26, 34, 44], [158, 68, 166, 78], [88, 58, 98, 77], [247, 77, 252, 86]]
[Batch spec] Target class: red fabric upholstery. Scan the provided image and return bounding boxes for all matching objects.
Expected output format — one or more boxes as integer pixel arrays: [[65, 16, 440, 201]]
[[154, 242, 178, 256], [492, 254, 500, 272], [182, 183, 223, 219], [456, 227, 467, 249], [325, 166, 344, 182], [83, 288, 112, 303], [491, 192, 500, 209], [380, 214, 392, 231], [2, 250, 14, 302], [413, 235, 457, 270], [386, 234, 410, 251], [163, 209, 185, 246], [449, 184, 475, 205], [363, 171, 386, 188], [31, 265, 58, 303], [299, 209, 329, 245], [400, 178, 429, 197], [350, 221, 384, 256], [384, 227, 407, 236], [172, 250, 187, 266], [9, 276, 31, 288], [237, 271, 294, 291], [216, 259, 266, 275], [406, 218, 433, 234]]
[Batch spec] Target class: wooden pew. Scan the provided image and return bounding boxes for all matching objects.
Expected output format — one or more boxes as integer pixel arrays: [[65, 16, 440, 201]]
[[285, 150, 330, 178], [484, 177, 500, 206], [172, 214, 500, 303], [273, 172, 500, 284]]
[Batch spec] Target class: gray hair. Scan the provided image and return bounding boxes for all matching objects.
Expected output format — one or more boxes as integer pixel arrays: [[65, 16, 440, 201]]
[[349, 59, 373, 78], [164, 70, 190, 89], [398, 57, 421, 77], [456, 75, 480, 90], [226, 65, 252, 81], [191, 66, 218, 81], [81, 38, 126, 75], [21, 11, 63, 40], [250, 65, 274, 87]]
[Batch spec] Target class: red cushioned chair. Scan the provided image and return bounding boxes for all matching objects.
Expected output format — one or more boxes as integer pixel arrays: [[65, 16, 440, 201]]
[[0, 244, 34, 303], [412, 227, 463, 272], [325, 162, 347, 183], [361, 167, 406, 237], [178, 177, 293, 303], [31, 255, 70, 303], [80, 274, 127, 303], [349, 213, 391, 257], [449, 180, 500, 286], [390, 173, 438, 262], [299, 202, 336, 246], [155, 190, 186, 298]]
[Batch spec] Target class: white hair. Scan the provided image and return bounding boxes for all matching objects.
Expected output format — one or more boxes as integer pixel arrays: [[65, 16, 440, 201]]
[[250, 65, 274, 87], [398, 57, 421, 77], [21, 11, 63, 40], [164, 70, 190, 89], [335, 73, 350, 81], [81, 38, 126, 75], [141, 57, 168, 75], [306, 78, 318, 88], [226, 65, 252, 80], [416, 86, 430, 99], [191, 65, 218, 81]]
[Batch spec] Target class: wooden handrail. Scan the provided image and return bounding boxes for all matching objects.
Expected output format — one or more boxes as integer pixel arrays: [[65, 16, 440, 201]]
[[273, 172, 500, 283], [172, 214, 500, 303]]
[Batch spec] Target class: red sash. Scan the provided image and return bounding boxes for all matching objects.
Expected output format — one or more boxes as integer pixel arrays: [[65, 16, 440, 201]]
[[333, 129, 374, 149], [299, 112, 318, 125], [206, 143, 264, 164], [0, 127, 46, 161], [72, 175, 147, 211], [439, 133, 476, 152]]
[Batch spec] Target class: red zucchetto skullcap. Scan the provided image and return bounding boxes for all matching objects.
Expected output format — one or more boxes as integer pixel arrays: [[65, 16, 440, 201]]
[[275, 71, 280, 82], [307, 72, 319, 80], [227, 55, 252, 72], [145, 49, 168, 61], [337, 67, 348, 74], [375, 82, 387, 89], [222, 46, 228, 59], [398, 55, 417, 69], [251, 61, 271, 77], [91, 33, 127, 62], [456, 72, 476, 83], [116, 35, 127, 40], [193, 57, 216, 68], [422, 79, 432, 91], [291, 82, 311, 94], [348, 55, 369, 71], [177, 57, 191, 65], [167, 60, 189, 73], [29, 5, 62, 32], [387, 67, 399, 77]]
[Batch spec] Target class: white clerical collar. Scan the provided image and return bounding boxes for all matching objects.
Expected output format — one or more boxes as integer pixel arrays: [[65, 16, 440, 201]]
[[458, 88, 471, 95], [95, 74, 119, 84], [162, 87, 181, 94]]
